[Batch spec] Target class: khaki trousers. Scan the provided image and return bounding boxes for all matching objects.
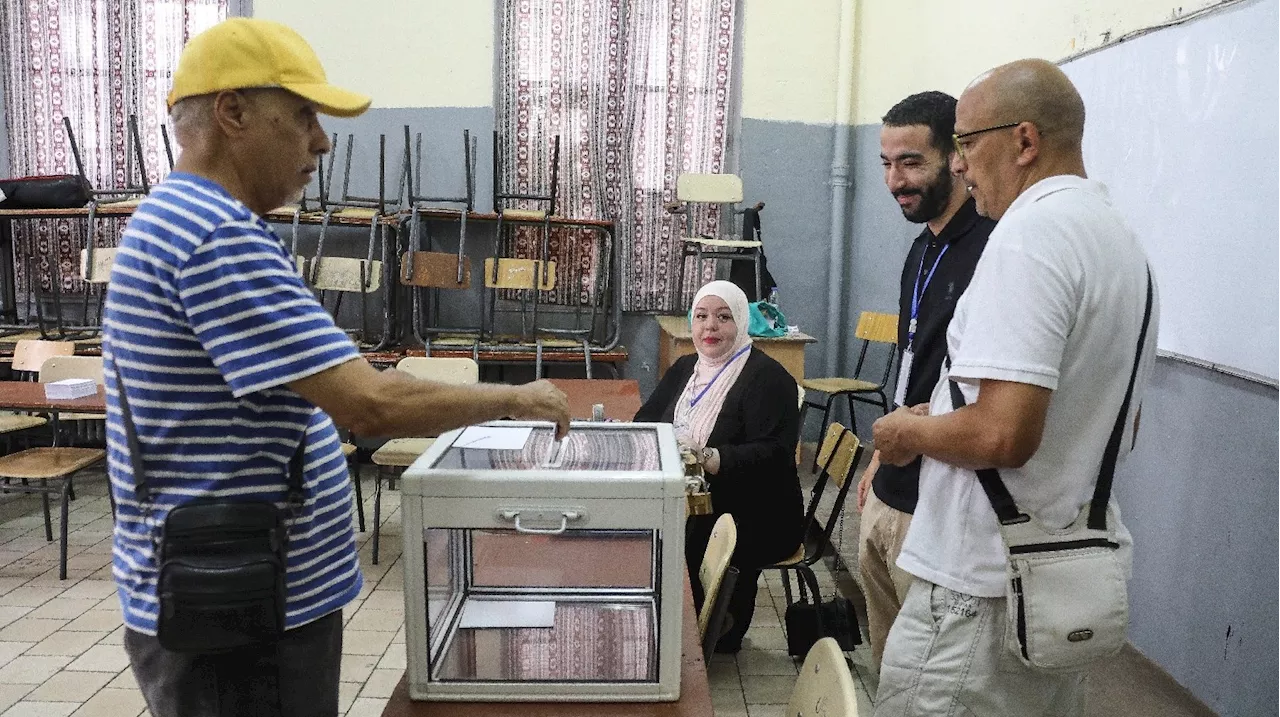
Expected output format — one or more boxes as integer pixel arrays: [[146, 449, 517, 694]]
[[873, 580, 1085, 717], [858, 487, 915, 671]]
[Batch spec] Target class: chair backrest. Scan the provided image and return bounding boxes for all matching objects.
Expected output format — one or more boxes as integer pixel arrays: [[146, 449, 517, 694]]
[[395, 357, 480, 385], [482, 258, 557, 290], [12, 340, 75, 373], [852, 311, 899, 387], [677, 174, 744, 204], [79, 247, 118, 283], [697, 513, 737, 639], [787, 637, 861, 717], [39, 356, 104, 384], [309, 257, 383, 293]]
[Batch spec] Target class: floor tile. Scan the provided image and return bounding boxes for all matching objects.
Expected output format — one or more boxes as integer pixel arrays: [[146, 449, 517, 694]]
[[359, 668, 402, 699], [26, 631, 107, 657], [376, 646, 406, 671], [65, 644, 129, 673], [0, 641, 33, 668], [340, 653, 379, 683], [342, 630, 397, 656], [0, 618, 70, 643], [25, 669, 115, 702], [106, 668, 138, 692], [742, 674, 796, 704], [361, 590, 404, 612], [345, 697, 390, 717], [0, 655, 75, 684], [96, 627, 125, 646], [0, 577, 28, 596], [346, 608, 403, 633], [711, 686, 747, 713], [2, 586, 65, 608], [0, 683, 34, 714], [742, 626, 787, 652], [69, 687, 145, 717], [737, 648, 799, 676], [0, 701, 79, 717], [338, 681, 359, 714], [747, 705, 789, 717], [55, 581, 116, 602], [62, 611, 121, 633], [27, 598, 103, 621]]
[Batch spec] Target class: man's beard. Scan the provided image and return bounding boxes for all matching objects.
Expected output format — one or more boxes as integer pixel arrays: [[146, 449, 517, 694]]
[[896, 163, 953, 224]]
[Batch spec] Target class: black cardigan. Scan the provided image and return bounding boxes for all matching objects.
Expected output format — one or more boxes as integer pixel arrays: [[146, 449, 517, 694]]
[[635, 349, 804, 568]]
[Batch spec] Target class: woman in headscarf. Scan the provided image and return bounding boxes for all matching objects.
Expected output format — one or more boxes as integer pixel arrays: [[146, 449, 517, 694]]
[[635, 280, 804, 653]]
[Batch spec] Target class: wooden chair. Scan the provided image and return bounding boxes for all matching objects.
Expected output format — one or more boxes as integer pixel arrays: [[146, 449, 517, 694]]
[[788, 637, 861, 717], [11, 339, 75, 380], [799, 311, 897, 465], [668, 173, 765, 301], [770, 423, 862, 643], [0, 354, 107, 579], [698, 513, 738, 664], [367, 356, 480, 563]]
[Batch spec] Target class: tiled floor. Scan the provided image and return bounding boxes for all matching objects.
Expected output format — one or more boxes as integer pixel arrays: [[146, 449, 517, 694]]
[[0, 455, 1215, 717]]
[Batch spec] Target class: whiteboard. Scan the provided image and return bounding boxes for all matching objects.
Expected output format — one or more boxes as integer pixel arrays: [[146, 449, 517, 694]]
[[1061, 0, 1278, 381]]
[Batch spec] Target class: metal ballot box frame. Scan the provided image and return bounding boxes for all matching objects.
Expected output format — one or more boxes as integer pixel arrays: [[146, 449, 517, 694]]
[[400, 421, 686, 702]]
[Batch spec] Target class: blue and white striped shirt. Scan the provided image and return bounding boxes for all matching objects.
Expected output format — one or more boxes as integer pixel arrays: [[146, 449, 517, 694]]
[[103, 173, 363, 635]]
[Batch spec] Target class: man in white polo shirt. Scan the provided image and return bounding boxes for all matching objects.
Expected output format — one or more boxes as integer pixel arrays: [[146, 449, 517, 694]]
[[867, 58, 1159, 716]]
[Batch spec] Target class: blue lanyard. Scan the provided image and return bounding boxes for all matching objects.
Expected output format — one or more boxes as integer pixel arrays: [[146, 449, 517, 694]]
[[689, 345, 751, 408], [908, 243, 949, 349]]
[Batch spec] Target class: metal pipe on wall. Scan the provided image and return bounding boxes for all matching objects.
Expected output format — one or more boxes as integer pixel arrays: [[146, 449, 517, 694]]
[[824, 0, 858, 375]]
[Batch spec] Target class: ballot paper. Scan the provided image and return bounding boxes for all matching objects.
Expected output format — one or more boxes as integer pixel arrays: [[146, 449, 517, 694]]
[[458, 600, 556, 629], [44, 378, 97, 400], [453, 424, 533, 450]]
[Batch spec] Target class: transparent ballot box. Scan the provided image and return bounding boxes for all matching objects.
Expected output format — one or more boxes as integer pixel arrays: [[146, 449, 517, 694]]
[[400, 421, 686, 702]]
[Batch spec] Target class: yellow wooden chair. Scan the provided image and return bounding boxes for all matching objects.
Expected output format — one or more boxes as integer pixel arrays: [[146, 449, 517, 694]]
[[788, 637, 861, 716], [366, 356, 480, 563], [668, 173, 765, 300], [698, 513, 738, 664], [770, 424, 862, 642], [799, 311, 897, 468]]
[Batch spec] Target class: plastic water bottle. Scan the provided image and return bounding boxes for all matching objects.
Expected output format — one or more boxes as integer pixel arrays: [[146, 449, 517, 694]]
[[767, 287, 779, 306]]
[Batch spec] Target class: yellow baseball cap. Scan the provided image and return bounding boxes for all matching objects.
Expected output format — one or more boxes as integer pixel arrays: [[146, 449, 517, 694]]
[[167, 18, 371, 118]]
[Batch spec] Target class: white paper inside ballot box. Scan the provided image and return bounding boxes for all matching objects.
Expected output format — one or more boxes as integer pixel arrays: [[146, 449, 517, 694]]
[[457, 600, 556, 629]]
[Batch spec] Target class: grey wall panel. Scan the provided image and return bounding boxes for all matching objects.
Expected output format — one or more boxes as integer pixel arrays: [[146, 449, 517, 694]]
[[1117, 359, 1278, 716], [316, 107, 496, 212]]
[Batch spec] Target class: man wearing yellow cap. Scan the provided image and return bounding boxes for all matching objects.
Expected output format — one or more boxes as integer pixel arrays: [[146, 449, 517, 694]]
[[104, 18, 569, 717]]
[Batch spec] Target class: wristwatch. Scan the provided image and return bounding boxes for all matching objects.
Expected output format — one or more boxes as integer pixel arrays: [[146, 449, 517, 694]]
[[700, 447, 714, 466]]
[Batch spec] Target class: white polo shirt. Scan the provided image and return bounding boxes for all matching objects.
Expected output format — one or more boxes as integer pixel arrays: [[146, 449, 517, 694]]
[[897, 175, 1159, 598]]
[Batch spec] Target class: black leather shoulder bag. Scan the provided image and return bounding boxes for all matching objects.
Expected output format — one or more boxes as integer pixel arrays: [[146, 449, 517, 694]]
[[115, 362, 304, 653]]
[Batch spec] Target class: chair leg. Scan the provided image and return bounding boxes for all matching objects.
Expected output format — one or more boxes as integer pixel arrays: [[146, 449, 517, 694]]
[[753, 253, 762, 302], [41, 480, 53, 542], [846, 392, 859, 437], [58, 479, 70, 580], [780, 570, 795, 606], [350, 458, 366, 533], [372, 467, 384, 565]]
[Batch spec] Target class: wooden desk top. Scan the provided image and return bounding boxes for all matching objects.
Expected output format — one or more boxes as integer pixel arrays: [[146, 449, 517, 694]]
[[547, 378, 641, 421], [380, 574, 712, 717], [654, 314, 816, 344], [0, 381, 105, 412]]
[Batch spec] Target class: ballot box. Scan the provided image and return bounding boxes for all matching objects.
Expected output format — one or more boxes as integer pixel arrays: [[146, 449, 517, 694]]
[[400, 421, 686, 702]]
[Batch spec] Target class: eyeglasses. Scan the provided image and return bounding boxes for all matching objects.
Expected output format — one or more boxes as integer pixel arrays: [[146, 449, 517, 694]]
[[951, 122, 1022, 159]]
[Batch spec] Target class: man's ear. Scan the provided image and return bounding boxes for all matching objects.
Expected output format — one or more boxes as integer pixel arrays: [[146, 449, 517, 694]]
[[210, 90, 250, 136], [1013, 122, 1041, 167]]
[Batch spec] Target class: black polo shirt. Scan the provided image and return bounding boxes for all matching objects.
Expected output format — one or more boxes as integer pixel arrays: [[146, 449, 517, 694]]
[[872, 197, 994, 515]]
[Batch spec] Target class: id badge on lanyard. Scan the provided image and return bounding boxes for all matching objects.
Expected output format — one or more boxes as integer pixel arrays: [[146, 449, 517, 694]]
[[896, 243, 948, 408]]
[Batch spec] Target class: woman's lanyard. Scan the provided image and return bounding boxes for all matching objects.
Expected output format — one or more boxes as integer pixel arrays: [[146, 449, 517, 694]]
[[689, 345, 751, 408], [907, 242, 949, 350]]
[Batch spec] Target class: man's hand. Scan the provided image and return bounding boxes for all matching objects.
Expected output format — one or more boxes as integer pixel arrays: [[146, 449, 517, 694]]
[[872, 407, 922, 467], [856, 450, 881, 512], [510, 380, 571, 439]]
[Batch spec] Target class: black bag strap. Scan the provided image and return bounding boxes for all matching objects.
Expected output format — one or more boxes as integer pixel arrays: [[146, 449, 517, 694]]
[[948, 268, 1154, 530], [112, 360, 306, 509]]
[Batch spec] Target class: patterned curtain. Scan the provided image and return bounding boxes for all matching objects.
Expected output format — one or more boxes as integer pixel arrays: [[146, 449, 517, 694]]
[[0, 0, 226, 295], [498, 0, 737, 313]]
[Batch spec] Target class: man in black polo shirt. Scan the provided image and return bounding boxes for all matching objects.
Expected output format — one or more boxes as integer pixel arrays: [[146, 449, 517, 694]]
[[856, 91, 995, 672]]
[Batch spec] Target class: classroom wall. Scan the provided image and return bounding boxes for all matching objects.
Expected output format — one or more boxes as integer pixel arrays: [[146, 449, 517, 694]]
[[242, 4, 1277, 710]]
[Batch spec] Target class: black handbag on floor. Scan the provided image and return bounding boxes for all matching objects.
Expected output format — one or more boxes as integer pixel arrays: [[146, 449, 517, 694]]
[[784, 595, 861, 656], [115, 363, 305, 653]]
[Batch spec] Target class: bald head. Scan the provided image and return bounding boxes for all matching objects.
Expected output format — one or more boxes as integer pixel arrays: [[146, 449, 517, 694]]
[[967, 59, 1085, 152]]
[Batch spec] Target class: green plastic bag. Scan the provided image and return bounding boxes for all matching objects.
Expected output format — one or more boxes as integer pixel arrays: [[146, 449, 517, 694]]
[[748, 301, 787, 338]]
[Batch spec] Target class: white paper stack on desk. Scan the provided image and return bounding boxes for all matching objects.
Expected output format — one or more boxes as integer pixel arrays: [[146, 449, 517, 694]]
[[44, 378, 97, 400]]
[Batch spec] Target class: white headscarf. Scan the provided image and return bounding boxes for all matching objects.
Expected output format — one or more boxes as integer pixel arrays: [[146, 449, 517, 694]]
[[672, 281, 754, 448]]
